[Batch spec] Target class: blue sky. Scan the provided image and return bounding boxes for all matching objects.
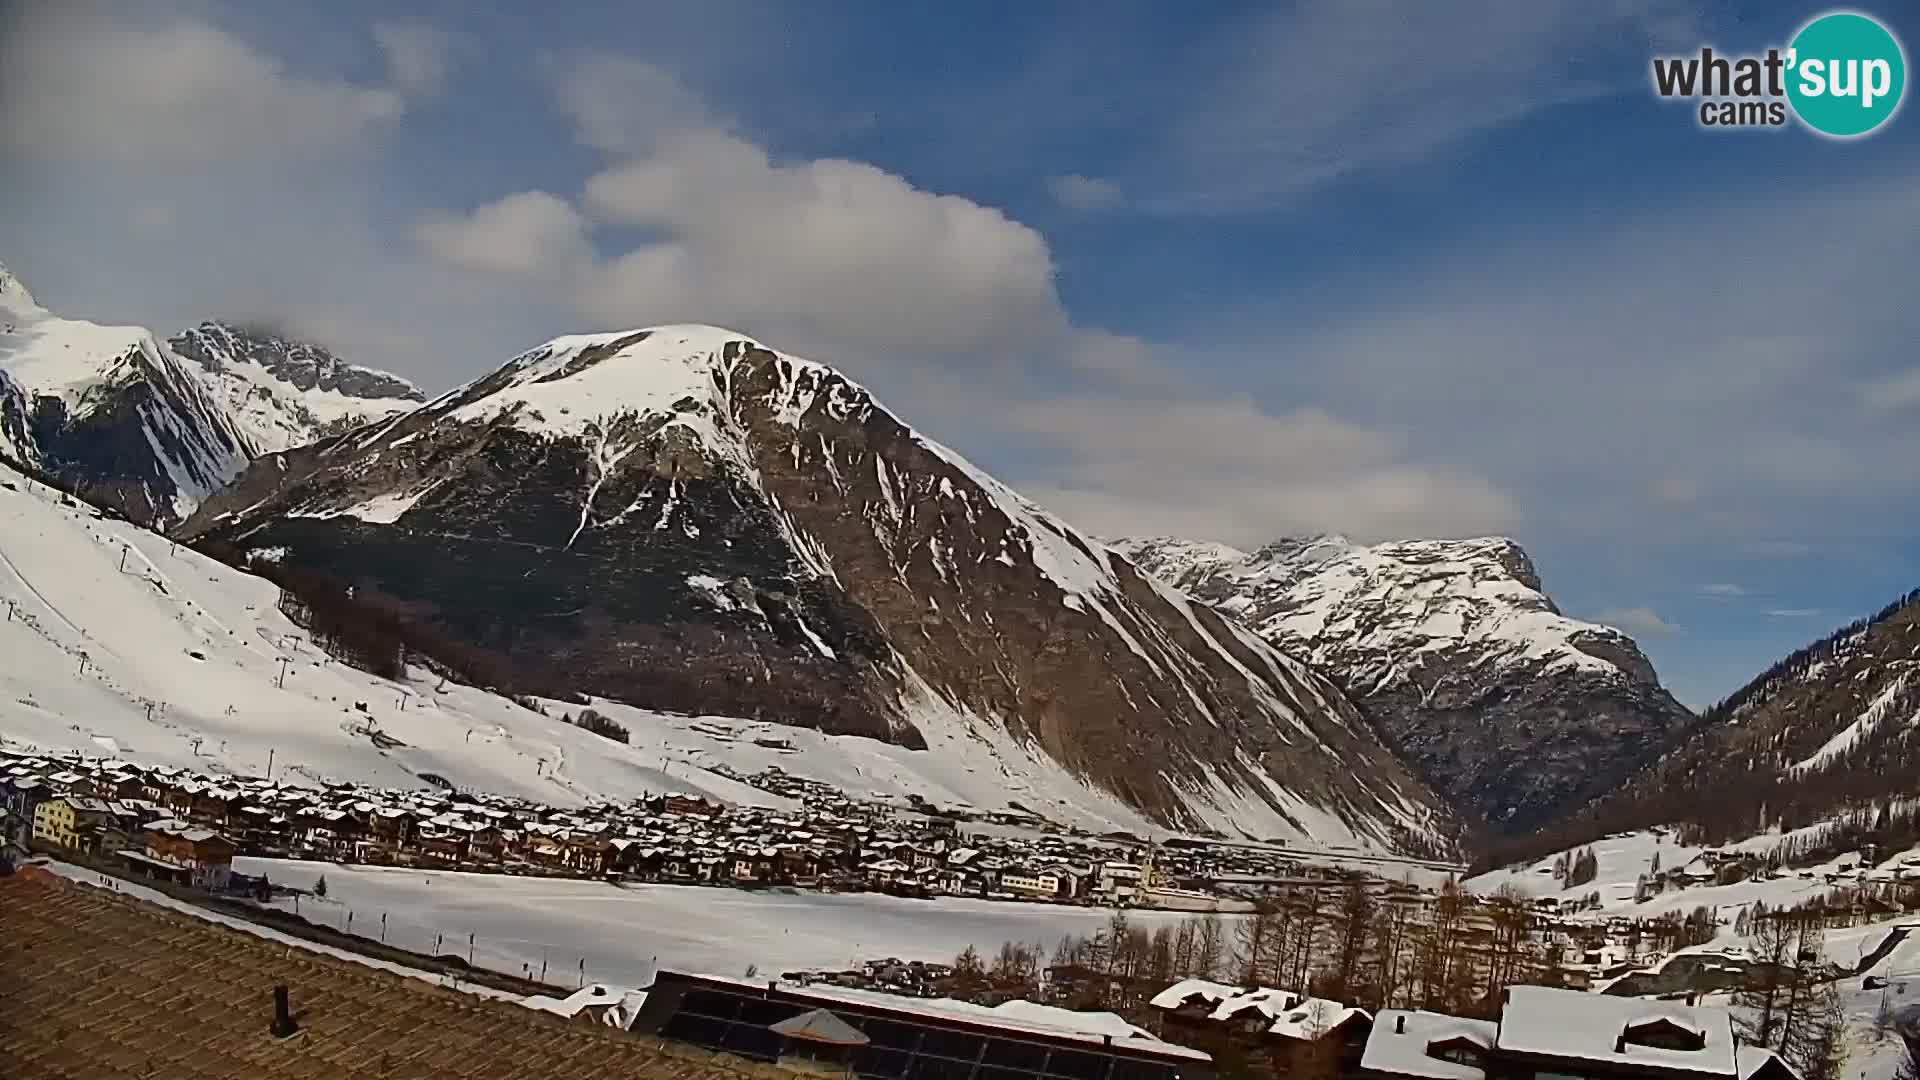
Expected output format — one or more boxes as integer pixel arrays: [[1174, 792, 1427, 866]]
[[2, 0, 1917, 707]]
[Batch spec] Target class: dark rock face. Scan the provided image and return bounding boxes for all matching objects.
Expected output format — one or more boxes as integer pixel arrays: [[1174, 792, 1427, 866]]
[[0, 369, 31, 466], [1115, 536, 1694, 835], [170, 322, 423, 401], [23, 342, 251, 529], [1598, 587, 1920, 840], [181, 328, 1457, 849]]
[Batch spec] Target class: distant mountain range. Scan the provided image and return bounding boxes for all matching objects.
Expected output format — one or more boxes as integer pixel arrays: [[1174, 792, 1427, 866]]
[[1113, 535, 1694, 835], [9, 256, 1903, 864], [0, 261, 419, 527]]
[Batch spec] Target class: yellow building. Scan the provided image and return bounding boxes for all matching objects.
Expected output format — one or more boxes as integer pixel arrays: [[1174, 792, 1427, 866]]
[[32, 798, 80, 849]]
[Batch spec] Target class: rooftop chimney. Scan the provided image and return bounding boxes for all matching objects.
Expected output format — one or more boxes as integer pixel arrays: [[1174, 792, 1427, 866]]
[[271, 985, 298, 1039], [1395, 1015, 1406, 1035]]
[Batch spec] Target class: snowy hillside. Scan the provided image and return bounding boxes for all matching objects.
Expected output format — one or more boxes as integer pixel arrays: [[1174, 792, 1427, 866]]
[[1114, 535, 1693, 834], [169, 321, 424, 453], [181, 326, 1458, 855], [0, 261, 252, 527], [0, 456, 1409, 843]]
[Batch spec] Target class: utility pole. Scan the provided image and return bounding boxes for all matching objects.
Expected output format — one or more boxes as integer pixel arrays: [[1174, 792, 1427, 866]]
[[267, 748, 275, 780]]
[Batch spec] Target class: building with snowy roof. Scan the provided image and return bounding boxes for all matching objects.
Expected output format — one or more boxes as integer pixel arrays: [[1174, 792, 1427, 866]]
[[1358, 987, 1800, 1080], [635, 969, 1210, 1080]]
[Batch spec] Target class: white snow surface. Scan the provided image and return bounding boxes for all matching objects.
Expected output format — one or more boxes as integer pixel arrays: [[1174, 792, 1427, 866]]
[[303, 323, 1446, 855], [240, 858, 1218, 1009], [1498, 986, 1737, 1077], [0, 263, 252, 516], [0, 457, 1416, 850], [1113, 534, 1644, 685], [177, 336, 417, 454], [1361, 1011, 1497, 1080]]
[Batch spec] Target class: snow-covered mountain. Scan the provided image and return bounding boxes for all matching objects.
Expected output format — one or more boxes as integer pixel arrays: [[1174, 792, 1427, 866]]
[[168, 321, 424, 453], [0, 261, 252, 528], [0, 456, 1076, 818], [179, 326, 1458, 854], [1112, 535, 1693, 834]]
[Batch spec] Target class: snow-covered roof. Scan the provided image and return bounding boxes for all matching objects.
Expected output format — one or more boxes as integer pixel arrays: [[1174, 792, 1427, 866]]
[[1495, 987, 1736, 1077], [519, 983, 648, 1030], [1360, 1011, 1496, 1080], [690, 976, 1210, 1062], [1148, 978, 1243, 1010], [1735, 1045, 1800, 1080]]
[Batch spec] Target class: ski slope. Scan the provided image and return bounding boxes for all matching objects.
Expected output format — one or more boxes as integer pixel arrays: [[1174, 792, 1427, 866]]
[[0, 461, 777, 806], [0, 461, 1260, 833]]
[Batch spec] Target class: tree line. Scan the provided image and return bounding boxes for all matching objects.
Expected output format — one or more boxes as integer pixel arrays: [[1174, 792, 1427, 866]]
[[957, 880, 1542, 1022], [1473, 587, 1920, 875]]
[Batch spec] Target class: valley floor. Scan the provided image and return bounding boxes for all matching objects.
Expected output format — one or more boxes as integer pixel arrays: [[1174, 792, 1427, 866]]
[[234, 857, 1206, 987]]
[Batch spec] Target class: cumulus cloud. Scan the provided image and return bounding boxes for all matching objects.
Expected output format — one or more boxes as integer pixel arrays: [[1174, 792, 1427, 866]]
[[1048, 175, 1124, 211], [1594, 606, 1681, 637], [1009, 392, 1517, 546], [575, 131, 1065, 358], [547, 53, 722, 155], [0, 10, 408, 164], [419, 55, 1070, 363], [417, 192, 592, 277]]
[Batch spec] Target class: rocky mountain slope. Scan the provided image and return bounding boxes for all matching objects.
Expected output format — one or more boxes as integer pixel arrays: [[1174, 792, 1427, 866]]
[[1608, 588, 1919, 839], [1113, 535, 1693, 834], [179, 326, 1459, 853], [168, 321, 424, 452], [0, 261, 252, 528], [1475, 585, 1920, 869]]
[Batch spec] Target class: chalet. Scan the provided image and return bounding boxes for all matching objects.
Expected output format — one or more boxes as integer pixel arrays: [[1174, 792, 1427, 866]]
[[1360, 1011, 1496, 1080], [2, 776, 47, 821], [1153, 981, 1368, 1080], [135, 821, 237, 890]]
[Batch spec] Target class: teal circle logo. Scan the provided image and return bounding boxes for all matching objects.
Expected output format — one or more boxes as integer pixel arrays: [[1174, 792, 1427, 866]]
[[1786, 11, 1906, 137]]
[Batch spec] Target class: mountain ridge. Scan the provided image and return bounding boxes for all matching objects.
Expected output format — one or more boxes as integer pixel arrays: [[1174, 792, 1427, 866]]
[[168, 320, 425, 453], [1114, 533, 1694, 835], [180, 325, 1459, 854]]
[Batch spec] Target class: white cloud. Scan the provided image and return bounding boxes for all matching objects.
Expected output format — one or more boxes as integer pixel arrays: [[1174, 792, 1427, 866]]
[[1594, 606, 1681, 637], [1696, 583, 1749, 599], [373, 22, 460, 99], [568, 129, 1066, 359], [1048, 175, 1124, 211], [0, 10, 407, 164], [1765, 608, 1825, 619], [1008, 392, 1516, 546], [417, 192, 593, 278], [547, 53, 722, 155]]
